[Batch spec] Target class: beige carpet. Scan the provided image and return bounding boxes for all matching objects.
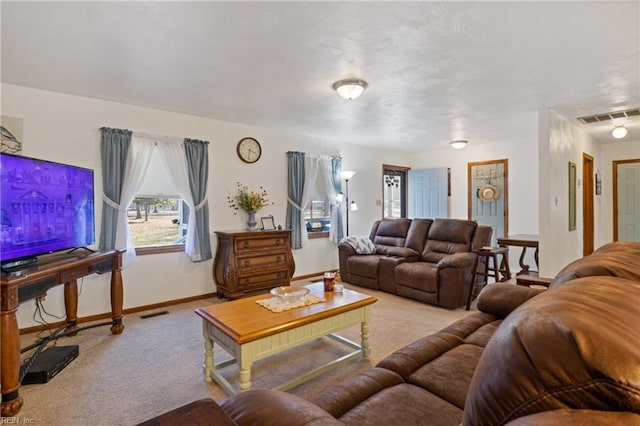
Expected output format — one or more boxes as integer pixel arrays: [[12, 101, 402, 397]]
[[14, 282, 475, 425]]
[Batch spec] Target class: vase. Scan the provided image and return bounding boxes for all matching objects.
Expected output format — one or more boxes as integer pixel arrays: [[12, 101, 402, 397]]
[[246, 211, 257, 231]]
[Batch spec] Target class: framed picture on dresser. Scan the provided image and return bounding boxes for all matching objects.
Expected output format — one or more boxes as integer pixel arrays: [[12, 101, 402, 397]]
[[261, 215, 276, 231]]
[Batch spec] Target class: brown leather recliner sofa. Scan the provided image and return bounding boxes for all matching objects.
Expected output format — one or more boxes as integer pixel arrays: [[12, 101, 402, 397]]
[[141, 242, 640, 426], [338, 218, 492, 309]]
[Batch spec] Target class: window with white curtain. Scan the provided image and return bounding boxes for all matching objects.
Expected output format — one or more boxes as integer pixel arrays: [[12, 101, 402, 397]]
[[301, 156, 336, 238], [127, 148, 187, 250]]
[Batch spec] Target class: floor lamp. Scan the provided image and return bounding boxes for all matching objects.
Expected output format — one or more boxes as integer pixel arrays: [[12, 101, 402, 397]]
[[340, 170, 357, 236]]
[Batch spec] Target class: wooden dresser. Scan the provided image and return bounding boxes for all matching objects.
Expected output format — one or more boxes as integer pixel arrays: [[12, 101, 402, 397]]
[[213, 229, 295, 299]]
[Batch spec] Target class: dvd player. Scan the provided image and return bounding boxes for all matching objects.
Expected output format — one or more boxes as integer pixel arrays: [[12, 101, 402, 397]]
[[21, 345, 79, 385]]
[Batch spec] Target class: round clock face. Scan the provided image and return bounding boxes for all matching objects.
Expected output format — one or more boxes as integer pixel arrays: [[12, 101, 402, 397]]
[[237, 137, 262, 163]]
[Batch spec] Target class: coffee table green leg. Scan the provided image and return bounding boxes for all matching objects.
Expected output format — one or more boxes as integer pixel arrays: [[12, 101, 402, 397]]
[[203, 331, 214, 383], [361, 314, 371, 359], [239, 354, 252, 391]]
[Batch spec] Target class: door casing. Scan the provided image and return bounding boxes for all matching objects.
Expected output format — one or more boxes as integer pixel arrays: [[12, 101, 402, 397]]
[[582, 153, 594, 256]]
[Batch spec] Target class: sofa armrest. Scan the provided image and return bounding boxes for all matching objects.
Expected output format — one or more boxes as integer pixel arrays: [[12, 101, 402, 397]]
[[380, 246, 420, 258], [436, 252, 476, 269], [137, 398, 237, 426], [220, 389, 343, 426], [338, 242, 357, 257], [476, 283, 546, 318], [338, 243, 358, 280]]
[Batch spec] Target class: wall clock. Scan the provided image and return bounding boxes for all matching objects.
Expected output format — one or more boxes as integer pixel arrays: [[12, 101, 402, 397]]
[[236, 137, 262, 164]]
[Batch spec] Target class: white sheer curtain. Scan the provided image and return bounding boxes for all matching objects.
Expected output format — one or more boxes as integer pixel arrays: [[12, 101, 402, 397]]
[[300, 155, 338, 247], [116, 135, 156, 261], [156, 141, 200, 261]]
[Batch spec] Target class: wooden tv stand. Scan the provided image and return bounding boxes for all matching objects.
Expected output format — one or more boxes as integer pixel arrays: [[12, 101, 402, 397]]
[[0, 249, 125, 417]]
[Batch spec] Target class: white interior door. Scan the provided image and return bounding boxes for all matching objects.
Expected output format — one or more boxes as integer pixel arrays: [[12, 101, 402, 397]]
[[617, 161, 640, 241], [469, 161, 506, 246], [408, 168, 448, 218]]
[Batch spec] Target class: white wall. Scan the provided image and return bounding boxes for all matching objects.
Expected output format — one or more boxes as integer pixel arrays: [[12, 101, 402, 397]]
[[412, 123, 540, 273], [4, 83, 637, 328], [537, 110, 637, 276], [1, 83, 411, 327]]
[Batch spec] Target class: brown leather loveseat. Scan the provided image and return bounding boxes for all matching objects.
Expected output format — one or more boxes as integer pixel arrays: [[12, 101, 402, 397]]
[[140, 242, 640, 426], [338, 218, 492, 309]]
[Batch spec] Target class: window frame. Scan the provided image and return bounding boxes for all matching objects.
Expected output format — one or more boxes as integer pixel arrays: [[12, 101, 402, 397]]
[[382, 164, 410, 218], [128, 196, 187, 256], [304, 198, 332, 238]]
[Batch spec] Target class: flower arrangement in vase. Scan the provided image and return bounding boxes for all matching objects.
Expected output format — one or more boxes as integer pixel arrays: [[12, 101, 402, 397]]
[[227, 182, 272, 230]]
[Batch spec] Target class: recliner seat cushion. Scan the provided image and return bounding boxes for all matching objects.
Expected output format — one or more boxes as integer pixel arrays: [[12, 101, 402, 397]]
[[395, 262, 438, 292], [347, 255, 387, 278]]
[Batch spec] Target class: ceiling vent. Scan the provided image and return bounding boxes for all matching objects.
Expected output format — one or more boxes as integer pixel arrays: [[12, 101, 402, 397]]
[[577, 108, 640, 124]]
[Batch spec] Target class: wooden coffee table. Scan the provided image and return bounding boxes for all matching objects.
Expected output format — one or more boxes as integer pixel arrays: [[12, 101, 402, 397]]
[[195, 282, 377, 395]]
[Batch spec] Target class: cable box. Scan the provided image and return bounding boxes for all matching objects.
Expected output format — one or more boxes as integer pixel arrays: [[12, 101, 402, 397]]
[[21, 345, 79, 385]]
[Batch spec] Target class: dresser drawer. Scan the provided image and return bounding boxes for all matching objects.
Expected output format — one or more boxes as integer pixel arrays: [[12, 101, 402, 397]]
[[235, 235, 288, 252], [214, 229, 295, 299], [237, 269, 290, 289], [236, 251, 289, 271]]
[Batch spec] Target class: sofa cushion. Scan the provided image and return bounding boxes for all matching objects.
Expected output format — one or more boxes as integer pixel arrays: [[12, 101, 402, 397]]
[[377, 312, 497, 380], [371, 218, 411, 247], [464, 276, 640, 426], [311, 367, 404, 418], [409, 343, 484, 408], [337, 383, 463, 426], [422, 219, 477, 263], [394, 262, 439, 292], [404, 218, 433, 252]]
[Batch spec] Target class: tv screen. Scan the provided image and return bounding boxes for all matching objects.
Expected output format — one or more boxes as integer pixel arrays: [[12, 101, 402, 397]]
[[1, 152, 95, 268]]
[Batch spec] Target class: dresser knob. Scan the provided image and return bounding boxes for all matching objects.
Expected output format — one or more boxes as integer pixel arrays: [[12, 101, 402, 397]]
[[243, 241, 249, 249], [277, 256, 282, 262], [275, 240, 281, 246], [244, 260, 250, 267]]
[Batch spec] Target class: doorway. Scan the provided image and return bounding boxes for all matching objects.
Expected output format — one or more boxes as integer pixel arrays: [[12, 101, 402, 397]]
[[382, 164, 409, 218], [613, 158, 640, 241], [408, 168, 449, 218], [582, 153, 594, 256], [468, 159, 508, 246]]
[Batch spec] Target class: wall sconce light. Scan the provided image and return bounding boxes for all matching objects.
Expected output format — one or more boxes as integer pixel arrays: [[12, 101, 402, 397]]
[[332, 79, 368, 100], [339, 170, 357, 235], [450, 140, 468, 150], [612, 124, 627, 139]]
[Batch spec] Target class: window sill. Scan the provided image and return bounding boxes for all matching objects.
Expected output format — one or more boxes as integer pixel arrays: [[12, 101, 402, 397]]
[[307, 232, 329, 240], [135, 244, 185, 255]]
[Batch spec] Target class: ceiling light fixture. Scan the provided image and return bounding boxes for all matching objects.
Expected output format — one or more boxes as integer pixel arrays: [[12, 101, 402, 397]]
[[332, 79, 368, 100], [612, 124, 628, 139], [449, 140, 468, 150]]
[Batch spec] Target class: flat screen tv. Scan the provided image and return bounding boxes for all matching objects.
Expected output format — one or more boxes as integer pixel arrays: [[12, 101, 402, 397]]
[[1, 152, 95, 270]]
